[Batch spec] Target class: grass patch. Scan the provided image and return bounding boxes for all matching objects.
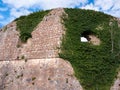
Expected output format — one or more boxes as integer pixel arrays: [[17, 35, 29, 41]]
[[32, 77, 36, 81], [16, 10, 50, 42], [59, 8, 120, 90]]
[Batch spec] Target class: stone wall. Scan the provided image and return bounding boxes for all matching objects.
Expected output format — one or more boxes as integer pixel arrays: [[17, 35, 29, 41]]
[[0, 8, 65, 61], [21, 8, 65, 59], [0, 58, 82, 90], [111, 72, 120, 90], [0, 22, 19, 60], [0, 8, 83, 90]]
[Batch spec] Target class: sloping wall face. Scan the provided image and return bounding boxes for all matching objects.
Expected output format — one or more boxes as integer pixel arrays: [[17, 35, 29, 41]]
[[21, 8, 65, 59], [0, 22, 19, 61], [0, 8, 65, 60], [0, 8, 83, 90]]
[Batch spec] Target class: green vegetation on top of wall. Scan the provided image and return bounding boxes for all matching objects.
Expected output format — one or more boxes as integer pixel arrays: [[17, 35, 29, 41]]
[[60, 8, 120, 90], [16, 10, 50, 42]]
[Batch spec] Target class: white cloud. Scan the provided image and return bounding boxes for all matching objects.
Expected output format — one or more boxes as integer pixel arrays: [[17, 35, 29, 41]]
[[1, 0, 120, 27], [2, 0, 38, 9], [111, 0, 120, 10], [1, 0, 88, 26], [80, 0, 120, 18], [37, 0, 88, 10], [94, 0, 120, 11], [81, 3, 99, 11], [0, 16, 14, 26], [0, 15, 4, 19], [105, 9, 120, 18], [2, 0, 88, 10], [94, 0, 120, 17], [10, 8, 31, 18], [94, 0, 114, 11]]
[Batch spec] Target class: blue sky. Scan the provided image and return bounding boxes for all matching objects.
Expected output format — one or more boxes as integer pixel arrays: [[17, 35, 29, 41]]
[[0, 0, 120, 27]]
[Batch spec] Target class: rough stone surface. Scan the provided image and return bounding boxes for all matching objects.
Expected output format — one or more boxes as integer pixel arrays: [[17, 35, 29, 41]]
[[0, 8, 83, 90], [0, 58, 82, 90], [88, 35, 100, 45], [21, 8, 65, 59], [111, 72, 120, 90], [116, 18, 120, 27], [0, 22, 19, 61], [0, 8, 66, 61]]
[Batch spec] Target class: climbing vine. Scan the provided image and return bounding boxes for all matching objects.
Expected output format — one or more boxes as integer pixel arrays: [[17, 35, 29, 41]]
[[60, 8, 120, 90], [16, 10, 50, 42]]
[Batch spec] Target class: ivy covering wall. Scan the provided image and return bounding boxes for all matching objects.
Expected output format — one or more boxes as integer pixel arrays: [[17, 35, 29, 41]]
[[16, 10, 49, 42], [59, 8, 120, 90]]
